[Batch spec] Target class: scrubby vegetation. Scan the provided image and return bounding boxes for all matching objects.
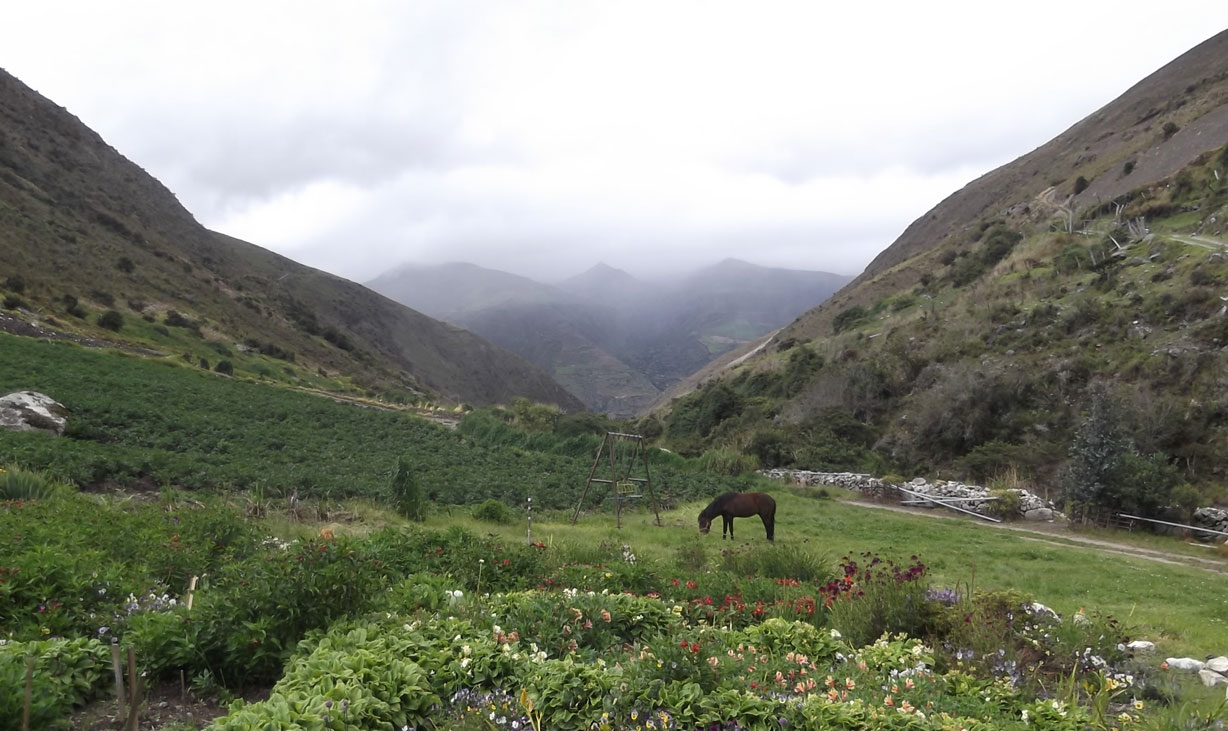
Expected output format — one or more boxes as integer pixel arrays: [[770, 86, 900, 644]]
[[658, 145, 1228, 520]]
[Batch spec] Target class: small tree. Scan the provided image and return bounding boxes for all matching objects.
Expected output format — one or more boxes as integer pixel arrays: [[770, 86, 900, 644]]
[[1061, 385, 1131, 510], [390, 456, 425, 521], [1061, 385, 1177, 517]]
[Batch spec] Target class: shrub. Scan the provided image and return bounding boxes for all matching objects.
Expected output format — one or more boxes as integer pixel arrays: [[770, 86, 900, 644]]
[[824, 553, 933, 647], [2, 294, 25, 310], [832, 305, 870, 333], [1162, 121, 1180, 139], [984, 488, 1023, 520], [115, 256, 135, 273], [62, 294, 86, 318], [473, 498, 514, 524], [390, 456, 425, 522], [1073, 176, 1089, 195], [96, 309, 123, 331], [213, 360, 234, 376], [693, 448, 758, 476], [3, 274, 25, 294]]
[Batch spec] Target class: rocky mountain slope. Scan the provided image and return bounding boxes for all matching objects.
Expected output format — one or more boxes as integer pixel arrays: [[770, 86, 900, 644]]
[[368, 259, 848, 415], [653, 30, 1228, 508], [0, 69, 581, 410]]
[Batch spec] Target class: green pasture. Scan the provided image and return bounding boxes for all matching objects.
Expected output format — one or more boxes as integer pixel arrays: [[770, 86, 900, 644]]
[[454, 490, 1228, 660]]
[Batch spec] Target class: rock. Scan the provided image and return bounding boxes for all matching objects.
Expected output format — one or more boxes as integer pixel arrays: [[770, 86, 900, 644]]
[[1126, 640, 1156, 653], [1029, 603, 1060, 622], [1166, 657, 1206, 672], [1024, 508, 1055, 521], [1207, 656, 1228, 673], [0, 391, 67, 435], [1199, 668, 1228, 688]]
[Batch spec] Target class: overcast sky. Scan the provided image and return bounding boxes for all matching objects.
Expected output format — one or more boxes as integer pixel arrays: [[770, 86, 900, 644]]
[[4, 3, 1225, 282]]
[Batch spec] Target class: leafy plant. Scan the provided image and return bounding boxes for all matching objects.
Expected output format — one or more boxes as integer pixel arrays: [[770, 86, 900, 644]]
[[0, 463, 67, 500]]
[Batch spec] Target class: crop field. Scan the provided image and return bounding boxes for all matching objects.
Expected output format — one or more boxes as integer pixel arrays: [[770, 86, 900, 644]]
[[0, 334, 738, 508]]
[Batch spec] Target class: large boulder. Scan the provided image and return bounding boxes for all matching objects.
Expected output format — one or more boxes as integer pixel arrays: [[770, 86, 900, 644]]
[[0, 391, 68, 435]]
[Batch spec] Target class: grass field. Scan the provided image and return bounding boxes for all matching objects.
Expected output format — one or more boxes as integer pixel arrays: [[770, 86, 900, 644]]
[[458, 490, 1228, 660]]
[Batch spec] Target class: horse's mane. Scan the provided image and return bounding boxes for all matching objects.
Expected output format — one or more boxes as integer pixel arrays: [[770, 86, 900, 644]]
[[699, 492, 739, 520]]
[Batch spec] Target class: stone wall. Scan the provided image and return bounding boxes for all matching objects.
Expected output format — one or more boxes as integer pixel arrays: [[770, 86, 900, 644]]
[[759, 470, 1057, 520], [763, 470, 1227, 533]]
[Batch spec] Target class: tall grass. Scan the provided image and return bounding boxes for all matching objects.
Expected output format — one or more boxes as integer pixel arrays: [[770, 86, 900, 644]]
[[0, 463, 69, 500]]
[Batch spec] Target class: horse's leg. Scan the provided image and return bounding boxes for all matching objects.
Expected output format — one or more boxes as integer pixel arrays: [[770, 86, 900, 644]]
[[724, 515, 733, 540], [761, 513, 774, 541]]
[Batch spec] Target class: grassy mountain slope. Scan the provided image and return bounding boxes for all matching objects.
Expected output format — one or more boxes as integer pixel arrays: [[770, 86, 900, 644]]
[[654, 32, 1228, 509], [0, 68, 581, 410], [792, 29, 1228, 341]]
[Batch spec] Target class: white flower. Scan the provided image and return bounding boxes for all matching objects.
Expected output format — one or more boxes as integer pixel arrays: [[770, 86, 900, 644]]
[[829, 629, 842, 639]]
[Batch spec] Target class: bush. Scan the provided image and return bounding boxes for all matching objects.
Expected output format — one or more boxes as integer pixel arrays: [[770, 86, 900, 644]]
[[390, 456, 425, 521], [2, 294, 25, 310], [984, 488, 1023, 520], [96, 309, 124, 331], [693, 448, 758, 476], [833, 305, 870, 333], [473, 498, 514, 524], [213, 360, 234, 376], [824, 553, 932, 648], [3, 275, 25, 294]]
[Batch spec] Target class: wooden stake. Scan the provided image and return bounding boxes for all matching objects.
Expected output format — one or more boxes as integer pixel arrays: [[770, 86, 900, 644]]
[[125, 647, 139, 731], [111, 644, 126, 718], [180, 668, 187, 701], [22, 656, 34, 731], [186, 575, 198, 612]]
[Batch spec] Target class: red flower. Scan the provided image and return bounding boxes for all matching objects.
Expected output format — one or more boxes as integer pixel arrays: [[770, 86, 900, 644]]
[[690, 643, 701, 653]]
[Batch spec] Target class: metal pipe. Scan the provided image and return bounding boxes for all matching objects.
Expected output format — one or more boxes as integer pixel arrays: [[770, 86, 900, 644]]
[[894, 485, 1001, 523]]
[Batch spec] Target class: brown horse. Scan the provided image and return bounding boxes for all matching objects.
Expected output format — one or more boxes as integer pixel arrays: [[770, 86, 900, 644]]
[[698, 492, 775, 541]]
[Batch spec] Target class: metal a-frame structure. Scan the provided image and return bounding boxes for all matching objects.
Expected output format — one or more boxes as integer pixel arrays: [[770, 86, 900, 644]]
[[571, 431, 662, 529]]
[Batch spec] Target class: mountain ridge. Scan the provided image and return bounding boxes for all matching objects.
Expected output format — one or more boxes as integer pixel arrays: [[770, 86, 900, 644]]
[[0, 68, 582, 410], [367, 258, 849, 414]]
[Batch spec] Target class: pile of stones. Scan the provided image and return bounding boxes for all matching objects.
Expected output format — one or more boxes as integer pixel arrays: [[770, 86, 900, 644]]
[[1193, 507, 1228, 538]]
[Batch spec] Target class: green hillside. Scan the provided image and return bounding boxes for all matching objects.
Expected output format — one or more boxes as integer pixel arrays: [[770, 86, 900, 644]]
[[0, 333, 739, 508]]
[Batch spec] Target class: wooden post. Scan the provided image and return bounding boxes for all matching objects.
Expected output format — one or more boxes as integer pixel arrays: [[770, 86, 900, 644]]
[[186, 575, 198, 611], [22, 656, 34, 731], [125, 646, 139, 731], [111, 644, 126, 719]]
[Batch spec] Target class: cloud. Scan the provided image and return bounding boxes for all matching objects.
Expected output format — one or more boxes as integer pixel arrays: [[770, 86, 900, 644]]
[[4, 0, 1226, 283]]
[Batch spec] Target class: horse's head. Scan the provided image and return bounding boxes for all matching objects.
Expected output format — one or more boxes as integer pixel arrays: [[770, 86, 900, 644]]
[[698, 515, 711, 534]]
